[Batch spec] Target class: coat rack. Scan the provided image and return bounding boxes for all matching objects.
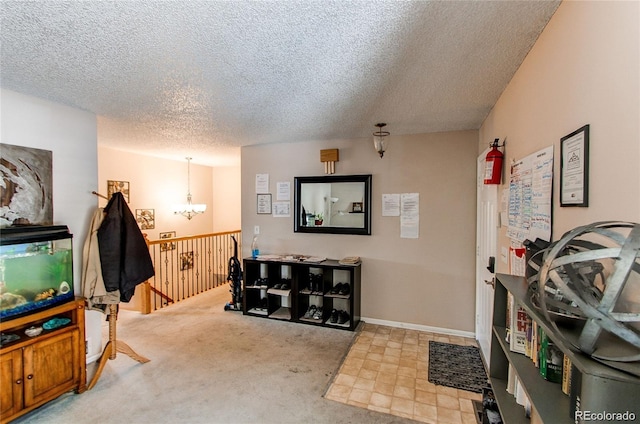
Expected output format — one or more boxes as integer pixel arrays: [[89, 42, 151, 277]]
[[87, 191, 150, 390]]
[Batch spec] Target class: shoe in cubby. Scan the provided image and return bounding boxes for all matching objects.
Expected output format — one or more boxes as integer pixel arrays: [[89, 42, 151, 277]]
[[337, 310, 350, 325], [314, 274, 324, 294], [248, 296, 269, 316], [303, 305, 317, 320], [255, 277, 269, 288], [312, 306, 323, 320]]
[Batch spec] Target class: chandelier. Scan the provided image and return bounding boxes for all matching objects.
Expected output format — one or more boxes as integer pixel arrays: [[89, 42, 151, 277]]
[[173, 157, 206, 220]]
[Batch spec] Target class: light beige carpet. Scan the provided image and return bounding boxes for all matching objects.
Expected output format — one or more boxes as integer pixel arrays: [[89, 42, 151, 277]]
[[12, 284, 416, 424]]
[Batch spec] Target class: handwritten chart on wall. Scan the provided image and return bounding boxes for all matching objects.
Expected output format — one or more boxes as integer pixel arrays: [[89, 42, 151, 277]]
[[507, 145, 554, 243]]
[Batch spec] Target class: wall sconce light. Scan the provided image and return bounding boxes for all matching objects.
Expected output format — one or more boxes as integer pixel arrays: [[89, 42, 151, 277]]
[[373, 123, 390, 158], [173, 157, 207, 220], [320, 149, 339, 174]]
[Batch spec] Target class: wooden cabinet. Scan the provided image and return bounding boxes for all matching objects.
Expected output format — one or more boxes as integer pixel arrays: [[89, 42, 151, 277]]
[[0, 298, 86, 423], [491, 274, 640, 423], [243, 258, 361, 331], [0, 350, 23, 419]]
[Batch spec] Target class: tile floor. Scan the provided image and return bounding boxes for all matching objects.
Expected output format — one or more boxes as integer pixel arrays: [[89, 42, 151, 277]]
[[324, 323, 483, 424]]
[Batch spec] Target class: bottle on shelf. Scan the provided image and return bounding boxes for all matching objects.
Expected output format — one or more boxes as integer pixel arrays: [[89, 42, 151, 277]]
[[251, 236, 259, 258]]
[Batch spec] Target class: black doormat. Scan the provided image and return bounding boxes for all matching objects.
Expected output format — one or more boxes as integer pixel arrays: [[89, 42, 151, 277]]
[[428, 341, 488, 393]]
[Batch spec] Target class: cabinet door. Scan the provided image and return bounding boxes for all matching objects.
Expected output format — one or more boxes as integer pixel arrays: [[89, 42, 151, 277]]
[[0, 350, 24, 419], [23, 329, 80, 407]]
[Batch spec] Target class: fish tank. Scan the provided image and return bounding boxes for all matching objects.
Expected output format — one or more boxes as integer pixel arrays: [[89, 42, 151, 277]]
[[0, 225, 74, 321]]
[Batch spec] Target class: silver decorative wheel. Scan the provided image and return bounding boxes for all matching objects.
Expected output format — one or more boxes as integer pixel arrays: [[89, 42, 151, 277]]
[[529, 221, 640, 366]]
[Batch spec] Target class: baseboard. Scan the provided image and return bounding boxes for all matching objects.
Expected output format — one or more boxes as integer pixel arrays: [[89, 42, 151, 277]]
[[360, 316, 475, 339], [86, 352, 102, 364]]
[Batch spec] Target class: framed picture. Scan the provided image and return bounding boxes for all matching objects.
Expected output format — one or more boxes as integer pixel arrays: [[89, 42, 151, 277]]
[[560, 125, 589, 207], [159, 231, 176, 252], [0, 143, 53, 227], [136, 209, 155, 230], [352, 202, 363, 213], [180, 251, 194, 271], [107, 180, 130, 203], [257, 193, 272, 214]]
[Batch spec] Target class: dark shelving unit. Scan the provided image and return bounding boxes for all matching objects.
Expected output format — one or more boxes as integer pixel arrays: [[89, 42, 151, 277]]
[[243, 258, 361, 331], [492, 274, 640, 423]]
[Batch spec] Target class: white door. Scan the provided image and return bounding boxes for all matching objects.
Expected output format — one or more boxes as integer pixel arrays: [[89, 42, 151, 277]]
[[476, 150, 498, 367]]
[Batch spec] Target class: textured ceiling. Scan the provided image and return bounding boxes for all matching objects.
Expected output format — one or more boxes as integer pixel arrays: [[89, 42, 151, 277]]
[[1, 1, 560, 167]]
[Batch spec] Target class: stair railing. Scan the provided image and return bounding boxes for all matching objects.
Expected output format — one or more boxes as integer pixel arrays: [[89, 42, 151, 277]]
[[141, 230, 241, 313]]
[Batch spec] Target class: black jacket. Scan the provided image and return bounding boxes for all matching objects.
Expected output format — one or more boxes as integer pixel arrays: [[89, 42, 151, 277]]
[[97, 192, 154, 302]]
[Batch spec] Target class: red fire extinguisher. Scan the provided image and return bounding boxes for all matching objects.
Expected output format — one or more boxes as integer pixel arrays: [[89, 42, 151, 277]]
[[484, 138, 504, 185]]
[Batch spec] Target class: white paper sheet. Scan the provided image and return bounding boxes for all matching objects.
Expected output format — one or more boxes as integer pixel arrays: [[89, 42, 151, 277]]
[[255, 174, 269, 193], [400, 193, 419, 239], [272, 201, 290, 217], [276, 181, 290, 201], [382, 193, 400, 216]]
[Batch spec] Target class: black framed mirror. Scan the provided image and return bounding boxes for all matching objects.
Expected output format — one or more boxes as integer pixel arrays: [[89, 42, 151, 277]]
[[294, 174, 371, 235]]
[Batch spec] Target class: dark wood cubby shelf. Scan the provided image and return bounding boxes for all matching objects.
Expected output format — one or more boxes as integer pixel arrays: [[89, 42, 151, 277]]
[[243, 258, 361, 331]]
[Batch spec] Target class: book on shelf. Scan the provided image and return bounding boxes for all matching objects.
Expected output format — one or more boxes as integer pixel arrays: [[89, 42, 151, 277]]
[[525, 396, 532, 419], [505, 291, 513, 343], [562, 354, 572, 395], [569, 364, 582, 421], [507, 363, 516, 395], [539, 328, 563, 383], [507, 373, 533, 419], [531, 320, 540, 367], [514, 378, 530, 407], [510, 302, 528, 354], [524, 314, 533, 358]]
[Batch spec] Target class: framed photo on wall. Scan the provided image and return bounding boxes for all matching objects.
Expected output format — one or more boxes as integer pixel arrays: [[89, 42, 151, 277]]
[[560, 125, 589, 207], [257, 193, 272, 214]]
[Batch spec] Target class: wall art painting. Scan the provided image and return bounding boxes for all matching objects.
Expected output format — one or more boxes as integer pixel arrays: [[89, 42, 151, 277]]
[[159, 231, 177, 252], [180, 251, 194, 271], [0, 143, 53, 227], [107, 180, 130, 203], [136, 209, 155, 230]]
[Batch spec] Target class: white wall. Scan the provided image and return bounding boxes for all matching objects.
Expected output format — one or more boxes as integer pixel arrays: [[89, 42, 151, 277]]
[[0, 92, 242, 362], [98, 147, 214, 238], [242, 130, 479, 334], [0, 88, 104, 361], [98, 147, 240, 237], [479, 0, 640, 273], [211, 165, 242, 234], [97, 147, 241, 312]]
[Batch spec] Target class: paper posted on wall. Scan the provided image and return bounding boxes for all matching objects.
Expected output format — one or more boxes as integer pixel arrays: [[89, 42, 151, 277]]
[[400, 193, 419, 239]]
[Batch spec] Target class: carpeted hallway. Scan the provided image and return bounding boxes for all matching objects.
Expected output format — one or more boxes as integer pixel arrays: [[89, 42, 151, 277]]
[[12, 283, 417, 424]]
